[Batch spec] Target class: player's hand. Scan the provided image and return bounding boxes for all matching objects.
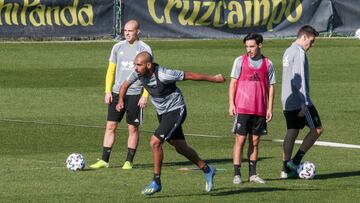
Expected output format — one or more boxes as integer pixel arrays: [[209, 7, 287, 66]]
[[213, 74, 226, 83], [104, 93, 112, 104], [116, 100, 124, 112], [266, 110, 273, 123], [229, 104, 236, 116], [138, 96, 148, 108], [297, 105, 307, 117]]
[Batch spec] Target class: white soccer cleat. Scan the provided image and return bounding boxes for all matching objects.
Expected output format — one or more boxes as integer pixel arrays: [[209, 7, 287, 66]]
[[249, 175, 266, 184], [233, 175, 242, 184]]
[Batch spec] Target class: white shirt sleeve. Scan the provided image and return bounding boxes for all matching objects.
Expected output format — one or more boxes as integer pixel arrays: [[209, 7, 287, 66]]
[[230, 56, 243, 79]]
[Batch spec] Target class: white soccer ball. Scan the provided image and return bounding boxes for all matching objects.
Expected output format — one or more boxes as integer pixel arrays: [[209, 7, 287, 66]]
[[355, 29, 360, 40], [66, 153, 85, 171], [297, 161, 316, 179]]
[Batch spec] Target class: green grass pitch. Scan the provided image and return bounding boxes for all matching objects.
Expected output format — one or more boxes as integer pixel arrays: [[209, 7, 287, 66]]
[[0, 38, 359, 202]]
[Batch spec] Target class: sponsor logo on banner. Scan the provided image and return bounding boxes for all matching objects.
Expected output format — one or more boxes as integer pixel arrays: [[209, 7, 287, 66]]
[[123, 0, 360, 38], [0, 0, 114, 37], [147, 0, 302, 31]]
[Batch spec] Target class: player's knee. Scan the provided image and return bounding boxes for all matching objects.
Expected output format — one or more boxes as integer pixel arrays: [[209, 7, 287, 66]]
[[127, 124, 138, 135], [105, 123, 117, 133], [235, 136, 246, 146], [316, 127, 324, 136], [252, 137, 260, 146], [150, 138, 161, 149], [311, 127, 323, 137]]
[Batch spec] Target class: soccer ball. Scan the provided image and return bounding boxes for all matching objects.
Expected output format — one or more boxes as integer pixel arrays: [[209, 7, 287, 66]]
[[297, 161, 316, 179], [355, 29, 360, 40], [66, 153, 85, 171]]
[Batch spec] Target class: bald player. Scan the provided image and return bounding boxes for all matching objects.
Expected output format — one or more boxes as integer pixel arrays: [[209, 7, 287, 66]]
[[90, 20, 153, 170], [117, 52, 225, 195]]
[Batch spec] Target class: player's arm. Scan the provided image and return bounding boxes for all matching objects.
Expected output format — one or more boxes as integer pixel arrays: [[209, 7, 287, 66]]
[[266, 84, 275, 122], [228, 78, 237, 116], [105, 62, 116, 104], [183, 72, 225, 83], [228, 57, 242, 116], [138, 88, 149, 108], [116, 80, 130, 112], [266, 60, 276, 122], [116, 71, 138, 111], [292, 52, 308, 116]]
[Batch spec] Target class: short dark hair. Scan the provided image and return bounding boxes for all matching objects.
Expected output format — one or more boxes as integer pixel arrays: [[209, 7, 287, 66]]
[[297, 25, 319, 38], [243, 33, 263, 45]]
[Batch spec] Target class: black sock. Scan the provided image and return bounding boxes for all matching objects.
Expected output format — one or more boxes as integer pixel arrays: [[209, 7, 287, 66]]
[[102, 147, 112, 163], [234, 164, 241, 176], [125, 148, 136, 162], [293, 150, 305, 165], [283, 160, 291, 173], [201, 163, 211, 173], [249, 160, 257, 177], [153, 173, 161, 185]]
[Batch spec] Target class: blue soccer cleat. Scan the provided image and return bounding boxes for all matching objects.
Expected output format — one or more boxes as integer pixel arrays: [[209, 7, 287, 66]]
[[142, 180, 162, 196], [204, 166, 216, 192]]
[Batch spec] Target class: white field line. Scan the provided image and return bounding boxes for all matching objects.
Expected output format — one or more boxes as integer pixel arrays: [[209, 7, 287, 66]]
[[0, 118, 105, 129], [0, 118, 224, 137], [185, 133, 223, 138], [272, 139, 360, 149], [2, 118, 360, 149], [0, 166, 64, 172]]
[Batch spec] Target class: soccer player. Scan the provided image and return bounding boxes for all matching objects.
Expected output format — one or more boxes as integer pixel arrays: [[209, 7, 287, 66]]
[[229, 33, 276, 184], [280, 25, 324, 178], [116, 51, 225, 195], [89, 20, 153, 170]]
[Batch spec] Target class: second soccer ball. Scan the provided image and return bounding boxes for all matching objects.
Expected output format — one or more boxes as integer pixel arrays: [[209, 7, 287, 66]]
[[297, 161, 316, 179]]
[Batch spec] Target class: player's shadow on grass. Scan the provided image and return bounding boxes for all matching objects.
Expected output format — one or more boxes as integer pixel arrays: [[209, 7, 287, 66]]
[[134, 157, 273, 169], [80, 168, 93, 172], [149, 187, 317, 198], [265, 170, 360, 182], [314, 170, 360, 180], [211, 187, 316, 196]]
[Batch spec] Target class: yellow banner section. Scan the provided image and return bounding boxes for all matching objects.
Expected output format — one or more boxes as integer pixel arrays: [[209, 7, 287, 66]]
[[0, 0, 93, 27], [147, 0, 302, 31], [124, 0, 356, 38], [0, 0, 114, 38]]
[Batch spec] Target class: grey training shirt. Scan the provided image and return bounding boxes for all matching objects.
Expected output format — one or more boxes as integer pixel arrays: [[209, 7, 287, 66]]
[[127, 66, 185, 115], [109, 40, 152, 95], [281, 42, 313, 110]]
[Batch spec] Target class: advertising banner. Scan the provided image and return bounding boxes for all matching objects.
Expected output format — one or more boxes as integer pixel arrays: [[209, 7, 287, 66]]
[[0, 0, 115, 37], [332, 0, 360, 33], [122, 0, 360, 38]]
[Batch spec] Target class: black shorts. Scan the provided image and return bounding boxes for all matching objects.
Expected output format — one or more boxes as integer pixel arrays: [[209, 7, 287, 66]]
[[107, 93, 142, 126], [283, 105, 322, 129], [232, 114, 267, 136], [154, 107, 187, 142]]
